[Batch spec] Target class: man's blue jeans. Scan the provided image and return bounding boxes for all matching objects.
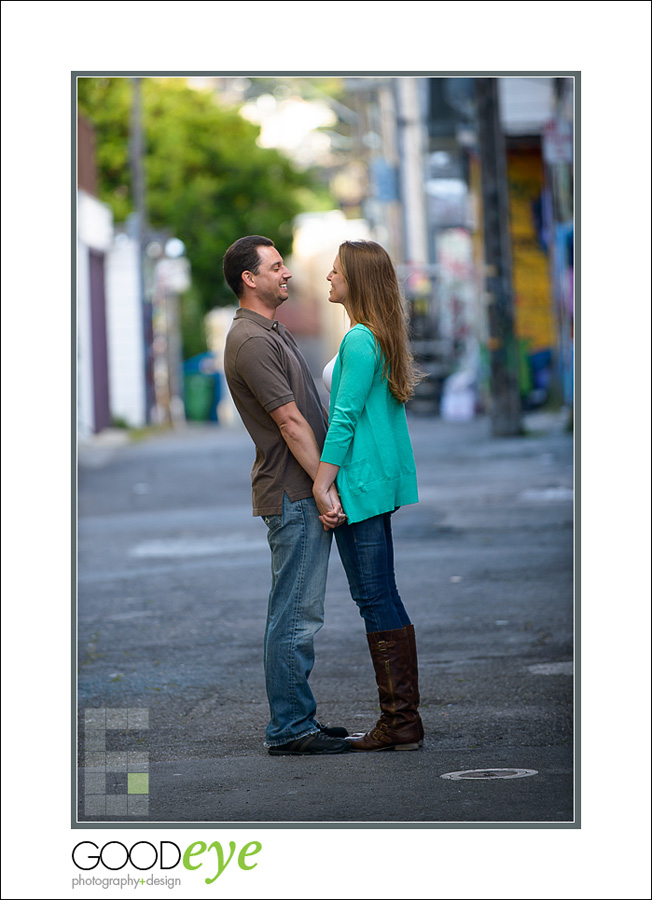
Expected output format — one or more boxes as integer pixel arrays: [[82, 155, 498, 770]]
[[334, 512, 411, 633], [262, 493, 332, 746]]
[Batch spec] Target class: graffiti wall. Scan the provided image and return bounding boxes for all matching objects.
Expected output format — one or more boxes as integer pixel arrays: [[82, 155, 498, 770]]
[[507, 148, 555, 403]]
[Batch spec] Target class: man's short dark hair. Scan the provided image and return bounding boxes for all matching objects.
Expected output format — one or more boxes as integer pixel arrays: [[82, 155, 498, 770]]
[[223, 235, 275, 298]]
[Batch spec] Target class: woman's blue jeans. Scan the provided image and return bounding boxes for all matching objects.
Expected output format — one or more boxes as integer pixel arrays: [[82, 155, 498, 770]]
[[334, 511, 412, 633], [262, 493, 332, 746]]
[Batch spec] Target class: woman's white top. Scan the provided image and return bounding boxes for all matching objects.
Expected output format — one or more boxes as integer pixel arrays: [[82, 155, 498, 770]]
[[322, 354, 338, 394]]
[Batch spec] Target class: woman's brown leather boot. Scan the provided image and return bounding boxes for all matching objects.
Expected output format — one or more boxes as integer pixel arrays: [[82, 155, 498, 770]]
[[404, 623, 424, 743], [347, 626, 423, 751]]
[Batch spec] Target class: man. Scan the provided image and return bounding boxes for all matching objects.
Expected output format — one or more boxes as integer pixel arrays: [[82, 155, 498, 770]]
[[222, 235, 350, 756]]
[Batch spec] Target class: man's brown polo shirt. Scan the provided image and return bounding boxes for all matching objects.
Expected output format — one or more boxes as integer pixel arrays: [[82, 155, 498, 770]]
[[224, 307, 327, 516]]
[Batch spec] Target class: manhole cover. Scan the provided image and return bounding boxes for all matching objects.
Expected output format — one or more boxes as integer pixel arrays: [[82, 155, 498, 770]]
[[440, 768, 538, 780]]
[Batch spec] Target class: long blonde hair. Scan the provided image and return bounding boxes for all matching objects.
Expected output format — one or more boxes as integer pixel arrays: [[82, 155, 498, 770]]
[[339, 240, 421, 403]]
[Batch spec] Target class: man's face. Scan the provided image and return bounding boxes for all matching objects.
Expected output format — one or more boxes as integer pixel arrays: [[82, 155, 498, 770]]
[[249, 245, 292, 308]]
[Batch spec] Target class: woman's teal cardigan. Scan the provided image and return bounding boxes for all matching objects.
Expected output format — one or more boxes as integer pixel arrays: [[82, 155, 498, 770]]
[[320, 324, 419, 524]]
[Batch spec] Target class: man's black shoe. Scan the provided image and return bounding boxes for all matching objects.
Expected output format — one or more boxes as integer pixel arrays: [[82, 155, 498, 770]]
[[315, 719, 349, 738], [268, 733, 351, 755]]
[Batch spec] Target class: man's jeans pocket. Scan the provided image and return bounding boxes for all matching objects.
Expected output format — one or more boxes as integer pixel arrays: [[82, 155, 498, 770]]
[[263, 513, 283, 537]]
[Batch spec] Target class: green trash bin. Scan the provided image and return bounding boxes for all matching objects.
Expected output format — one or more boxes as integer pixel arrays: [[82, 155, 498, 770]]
[[183, 373, 214, 421]]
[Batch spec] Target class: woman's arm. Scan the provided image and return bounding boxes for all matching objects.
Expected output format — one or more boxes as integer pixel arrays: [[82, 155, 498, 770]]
[[315, 328, 378, 529], [313, 461, 341, 517], [320, 327, 377, 467]]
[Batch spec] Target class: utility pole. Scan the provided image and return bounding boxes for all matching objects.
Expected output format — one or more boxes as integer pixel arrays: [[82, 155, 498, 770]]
[[130, 77, 155, 423], [395, 77, 430, 269], [475, 78, 522, 436]]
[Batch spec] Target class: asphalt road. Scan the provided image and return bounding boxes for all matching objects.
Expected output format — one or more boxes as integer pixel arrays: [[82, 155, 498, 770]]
[[77, 409, 575, 826]]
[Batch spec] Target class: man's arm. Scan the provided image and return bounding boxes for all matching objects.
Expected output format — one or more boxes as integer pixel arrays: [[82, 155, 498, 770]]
[[269, 401, 323, 480], [233, 336, 344, 528], [269, 402, 344, 529]]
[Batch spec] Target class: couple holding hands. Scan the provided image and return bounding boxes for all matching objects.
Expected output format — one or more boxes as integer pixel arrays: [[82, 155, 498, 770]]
[[223, 235, 423, 756]]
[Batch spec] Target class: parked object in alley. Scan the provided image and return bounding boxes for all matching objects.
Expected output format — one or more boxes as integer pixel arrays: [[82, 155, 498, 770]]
[[182, 352, 221, 422], [440, 368, 477, 422]]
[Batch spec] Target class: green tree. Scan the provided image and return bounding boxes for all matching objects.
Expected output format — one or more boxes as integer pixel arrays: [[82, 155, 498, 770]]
[[78, 77, 331, 356]]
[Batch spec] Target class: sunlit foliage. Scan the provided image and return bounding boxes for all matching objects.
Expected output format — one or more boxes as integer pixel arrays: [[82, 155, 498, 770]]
[[78, 77, 331, 354]]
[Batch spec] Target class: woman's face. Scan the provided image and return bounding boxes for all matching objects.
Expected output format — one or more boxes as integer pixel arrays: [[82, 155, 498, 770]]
[[327, 256, 348, 306]]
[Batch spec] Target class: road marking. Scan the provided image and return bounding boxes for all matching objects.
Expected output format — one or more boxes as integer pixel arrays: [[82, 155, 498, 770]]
[[441, 768, 538, 780], [528, 661, 573, 676], [128, 536, 268, 558], [519, 487, 573, 501]]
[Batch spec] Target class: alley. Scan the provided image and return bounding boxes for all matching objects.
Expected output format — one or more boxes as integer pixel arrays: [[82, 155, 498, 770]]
[[77, 411, 574, 824]]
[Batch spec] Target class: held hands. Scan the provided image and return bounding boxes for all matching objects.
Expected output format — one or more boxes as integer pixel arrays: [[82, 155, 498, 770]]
[[314, 485, 347, 531], [313, 461, 346, 531]]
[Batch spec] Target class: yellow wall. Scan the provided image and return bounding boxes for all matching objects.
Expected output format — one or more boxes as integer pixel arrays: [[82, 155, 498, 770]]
[[507, 149, 555, 352]]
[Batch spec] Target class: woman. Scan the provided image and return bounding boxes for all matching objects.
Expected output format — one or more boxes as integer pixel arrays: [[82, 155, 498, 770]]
[[313, 240, 424, 751]]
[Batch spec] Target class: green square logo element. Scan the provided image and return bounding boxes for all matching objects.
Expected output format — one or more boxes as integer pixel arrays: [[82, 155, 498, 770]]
[[127, 773, 149, 795]]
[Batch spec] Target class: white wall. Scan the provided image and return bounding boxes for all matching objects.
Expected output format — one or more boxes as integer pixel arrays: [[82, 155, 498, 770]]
[[77, 190, 113, 439], [105, 235, 146, 428], [77, 246, 93, 439]]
